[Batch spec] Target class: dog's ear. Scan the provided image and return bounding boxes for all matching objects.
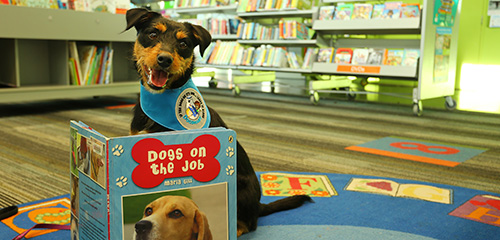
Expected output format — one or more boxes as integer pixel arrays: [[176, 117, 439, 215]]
[[193, 210, 212, 240], [125, 8, 161, 32], [183, 22, 212, 57]]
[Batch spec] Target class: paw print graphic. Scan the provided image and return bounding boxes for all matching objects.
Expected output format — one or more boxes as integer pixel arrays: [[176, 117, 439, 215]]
[[116, 176, 128, 188], [226, 165, 235, 176], [226, 147, 234, 158], [112, 145, 124, 157]]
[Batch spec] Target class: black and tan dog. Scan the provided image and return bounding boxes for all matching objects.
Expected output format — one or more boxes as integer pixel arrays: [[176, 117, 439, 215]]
[[125, 8, 311, 236]]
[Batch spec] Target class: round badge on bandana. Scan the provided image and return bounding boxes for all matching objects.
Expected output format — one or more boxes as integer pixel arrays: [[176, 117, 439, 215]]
[[175, 88, 208, 129]]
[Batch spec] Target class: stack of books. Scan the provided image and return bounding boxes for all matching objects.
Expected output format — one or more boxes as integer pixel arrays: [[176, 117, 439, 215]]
[[318, 1, 420, 21]]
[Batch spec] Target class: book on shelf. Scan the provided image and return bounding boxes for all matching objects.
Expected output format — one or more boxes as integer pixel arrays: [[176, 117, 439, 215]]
[[371, 4, 385, 19], [334, 48, 353, 64], [316, 48, 334, 63], [351, 48, 369, 65], [402, 49, 420, 67], [90, 0, 116, 13], [286, 51, 303, 69], [366, 48, 386, 65], [279, 19, 314, 40], [382, 1, 402, 19], [384, 48, 405, 66], [302, 48, 318, 69], [352, 3, 373, 20], [69, 42, 113, 85], [318, 6, 335, 20], [401, 3, 420, 18], [334, 3, 354, 20]]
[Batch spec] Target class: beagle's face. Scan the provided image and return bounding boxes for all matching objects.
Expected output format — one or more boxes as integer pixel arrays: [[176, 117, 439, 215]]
[[133, 195, 212, 240]]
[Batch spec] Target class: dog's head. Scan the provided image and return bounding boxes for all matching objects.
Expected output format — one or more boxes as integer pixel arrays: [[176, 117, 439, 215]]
[[133, 195, 212, 240], [125, 8, 212, 92]]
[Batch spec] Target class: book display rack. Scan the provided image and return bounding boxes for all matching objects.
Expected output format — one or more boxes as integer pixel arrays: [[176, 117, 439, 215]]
[[0, 5, 138, 103]]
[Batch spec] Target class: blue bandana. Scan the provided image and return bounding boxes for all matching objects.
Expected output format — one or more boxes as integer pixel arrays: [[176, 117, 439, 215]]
[[140, 79, 211, 131]]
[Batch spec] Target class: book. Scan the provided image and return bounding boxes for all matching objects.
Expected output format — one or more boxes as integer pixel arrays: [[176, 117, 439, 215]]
[[70, 121, 238, 239], [372, 4, 385, 19], [318, 6, 335, 20], [351, 48, 369, 65], [345, 178, 452, 204], [302, 48, 318, 69], [352, 3, 373, 20], [384, 49, 405, 66], [68, 41, 83, 85], [402, 49, 420, 67], [334, 3, 354, 20], [366, 48, 386, 65], [261, 172, 337, 197], [382, 1, 402, 19], [90, 0, 115, 13], [316, 48, 334, 63], [401, 3, 420, 18], [334, 48, 353, 64]]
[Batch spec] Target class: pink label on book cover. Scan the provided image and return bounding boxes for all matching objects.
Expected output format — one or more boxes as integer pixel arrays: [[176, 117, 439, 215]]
[[131, 134, 221, 188]]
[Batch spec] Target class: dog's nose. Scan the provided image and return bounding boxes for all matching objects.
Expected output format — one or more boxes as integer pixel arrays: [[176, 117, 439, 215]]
[[157, 54, 173, 68], [135, 220, 152, 234]]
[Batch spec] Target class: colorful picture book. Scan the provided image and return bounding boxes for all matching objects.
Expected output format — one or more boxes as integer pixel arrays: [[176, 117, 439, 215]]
[[345, 178, 453, 204], [316, 48, 335, 63], [372, 4, 385, 19], [385, 48, 405, 66], [334, 3, 354, 20], [261, 172, 337, 197], [318, 6, 335, 20], [334, 48, 354, 64], [382, 1, 402, 19], [352, 3, 373, 20], [401, 3, 420, 18], [351, 48, 370, 65], [366, 48, 386, 65], [402, 49, 420, 67], [70, 121, 238, 239]]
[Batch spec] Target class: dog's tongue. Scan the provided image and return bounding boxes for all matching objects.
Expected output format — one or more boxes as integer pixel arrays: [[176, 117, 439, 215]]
[[150, 69, 168, 88]]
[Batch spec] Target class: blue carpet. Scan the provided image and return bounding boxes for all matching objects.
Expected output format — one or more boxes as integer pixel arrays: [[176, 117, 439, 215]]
[[1, 172, 499, 239]]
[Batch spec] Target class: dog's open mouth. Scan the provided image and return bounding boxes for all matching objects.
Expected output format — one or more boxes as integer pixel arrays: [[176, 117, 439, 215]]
[[144, 66, 170, 89]]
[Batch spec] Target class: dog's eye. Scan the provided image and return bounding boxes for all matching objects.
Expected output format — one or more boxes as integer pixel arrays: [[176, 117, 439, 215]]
[[145, 207, 153, 216], [168, 210, 184, 219], [149, 32, 158, 40], [179, 41, 188, 49]]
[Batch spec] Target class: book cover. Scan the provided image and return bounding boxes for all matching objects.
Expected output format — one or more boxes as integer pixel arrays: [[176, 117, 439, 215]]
[[334, 3, 354, 20], [318, 6, 335, 20], [372, 4, 385, 19], [316, 48, 334, 63], [384, 49, 404, 66], [366, 48, 386, 65], [261, 172, 337, 197], [402, 49, 420, 67], [401, 3, 420, 18], [301, 48, 318, 69], [334, 48, 353, 64], [382, 1, 402, 19], [70, 121, 238, 239], [351, 48, 369, 65], [345, 178, 452, 204], [352, 3, 373, 20], [90, 0, 115, 13]]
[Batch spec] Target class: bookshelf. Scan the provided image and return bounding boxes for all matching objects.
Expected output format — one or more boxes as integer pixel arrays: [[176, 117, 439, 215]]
[[310, 0, 461, 115], [0, 5, 138, 103]]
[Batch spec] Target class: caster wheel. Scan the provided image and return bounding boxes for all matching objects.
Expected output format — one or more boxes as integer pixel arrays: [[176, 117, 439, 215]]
[[310, 91, 319, 105], [347, 90, 356, 101], [444, 96, 457, 111], [208, 80, 218, 88], [413, 101, 423, 117], [232, 86, 241, 96]]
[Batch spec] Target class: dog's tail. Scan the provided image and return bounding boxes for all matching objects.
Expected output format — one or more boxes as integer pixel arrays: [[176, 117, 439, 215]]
[[259, 195, 313, 217]]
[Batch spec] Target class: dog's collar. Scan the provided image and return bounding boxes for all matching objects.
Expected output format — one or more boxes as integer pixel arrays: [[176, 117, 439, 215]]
[[140, 79, 211, 131]]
